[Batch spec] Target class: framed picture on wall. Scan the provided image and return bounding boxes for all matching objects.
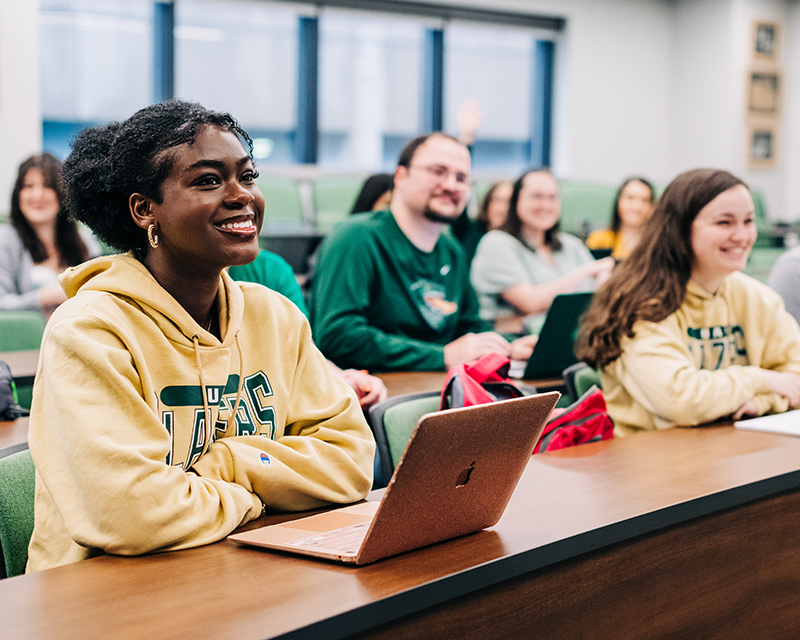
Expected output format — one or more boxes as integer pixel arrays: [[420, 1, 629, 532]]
[[748, 125, 777, 169], [747, 71, 781, 117], [753, 21, 779, 60]]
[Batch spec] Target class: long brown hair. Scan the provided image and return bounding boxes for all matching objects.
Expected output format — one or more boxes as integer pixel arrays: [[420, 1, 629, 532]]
[[499, 168, 562, 252], [10, 153, 89, 266], [576, 168, 746, 369]]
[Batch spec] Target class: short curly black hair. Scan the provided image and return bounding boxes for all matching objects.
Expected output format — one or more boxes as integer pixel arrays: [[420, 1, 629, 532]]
[[62, 100, 253, 252]]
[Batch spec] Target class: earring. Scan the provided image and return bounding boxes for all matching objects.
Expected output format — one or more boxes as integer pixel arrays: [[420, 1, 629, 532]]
[[147, 223, 159, 249]]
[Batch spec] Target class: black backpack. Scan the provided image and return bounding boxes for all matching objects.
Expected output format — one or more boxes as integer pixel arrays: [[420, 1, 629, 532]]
[[0, 361, 29, 420]]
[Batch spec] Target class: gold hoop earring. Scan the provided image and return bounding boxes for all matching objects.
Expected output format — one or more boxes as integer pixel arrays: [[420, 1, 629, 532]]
[[147, 223, 159, 249]]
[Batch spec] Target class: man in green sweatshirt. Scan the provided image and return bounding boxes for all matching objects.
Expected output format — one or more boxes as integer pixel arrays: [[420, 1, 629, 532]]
[[311, 133, 535, 372]]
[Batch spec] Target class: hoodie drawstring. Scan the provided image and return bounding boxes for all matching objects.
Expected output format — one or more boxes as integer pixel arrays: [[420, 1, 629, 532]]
[[192, 333, 245, 455]]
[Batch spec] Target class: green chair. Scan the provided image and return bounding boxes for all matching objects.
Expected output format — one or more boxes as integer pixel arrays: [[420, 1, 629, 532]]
[[367, 392, 440, 489], [562, 362, 602, 403], [256, 174, 306, 230], [559, 180, 617, 241], [750, 188, 773, 249], [0, 448, 35, 578], [575, 365, 602, 398], [0, 311, 46, 410], [312, 174, 364, 233]]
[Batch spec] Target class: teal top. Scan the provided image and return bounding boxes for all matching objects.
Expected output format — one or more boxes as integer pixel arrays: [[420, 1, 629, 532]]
[[228, 250, 308, 317], [310, 210, 488, 372]]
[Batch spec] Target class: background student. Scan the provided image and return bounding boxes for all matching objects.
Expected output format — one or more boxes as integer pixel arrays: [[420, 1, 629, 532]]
[[350, 173, 393, 214], [311, 132, 535, 372], [470, 168, 614, 334], [0, 153, 99, 315], [27, 100, 374, 571], [586, 176, 656, 259], [577, 168, 800, 436]]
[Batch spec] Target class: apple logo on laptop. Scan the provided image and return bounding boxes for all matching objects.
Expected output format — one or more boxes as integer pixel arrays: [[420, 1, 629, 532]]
[[455, 461, 476, 488]]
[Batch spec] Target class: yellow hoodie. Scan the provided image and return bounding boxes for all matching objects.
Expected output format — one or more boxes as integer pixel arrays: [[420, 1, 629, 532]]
[[602, 272, 800, 436], [27, 254, 374, 570]]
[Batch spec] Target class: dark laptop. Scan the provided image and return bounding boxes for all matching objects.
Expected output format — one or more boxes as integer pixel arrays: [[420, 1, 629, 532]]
[[522, 292, 593, 379]]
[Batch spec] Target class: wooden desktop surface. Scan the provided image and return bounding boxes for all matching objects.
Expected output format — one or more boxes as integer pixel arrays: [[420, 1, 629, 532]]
[[0, 417, 28, 451], [4, 424, 800, 639], [375, 371, 563, 398], [0, 349, 39, 379]]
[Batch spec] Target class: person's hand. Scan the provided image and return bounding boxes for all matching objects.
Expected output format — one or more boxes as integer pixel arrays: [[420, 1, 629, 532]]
[[38, 283, 67, 309], [592, 256, 616, 285], [457, 100, 481, 145], [337, 369, 388, 410], [509, 334, 538, 362], [764, 370, 800, 407], [444, 332, 511, 369], [732, 399, 759, 421]]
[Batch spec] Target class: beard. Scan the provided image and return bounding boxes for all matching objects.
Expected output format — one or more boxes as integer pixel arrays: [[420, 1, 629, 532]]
[[423, 207, 460, 225]]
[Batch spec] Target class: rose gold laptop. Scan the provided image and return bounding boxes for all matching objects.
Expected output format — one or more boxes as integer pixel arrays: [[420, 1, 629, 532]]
[[228, 392, 559, 565]]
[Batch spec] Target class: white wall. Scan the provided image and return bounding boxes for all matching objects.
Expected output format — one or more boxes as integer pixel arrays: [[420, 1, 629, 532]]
[[0, 0, 42, 217]]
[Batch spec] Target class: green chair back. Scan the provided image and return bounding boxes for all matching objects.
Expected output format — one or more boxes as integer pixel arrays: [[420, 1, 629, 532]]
[[312, 174, 364, 233], [367, 392, 440, 489], [574, 365, 602, 398], [0, 311, 46, 409], [256, 174, 305, 229], [0, 311, 45, 352], [0, 448, 36, 578], [559, 180, 617, 240], [750, 188, 773, 249]]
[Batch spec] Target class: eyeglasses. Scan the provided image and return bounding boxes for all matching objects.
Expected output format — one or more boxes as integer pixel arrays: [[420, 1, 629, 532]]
[[409, 164, 472, 188]]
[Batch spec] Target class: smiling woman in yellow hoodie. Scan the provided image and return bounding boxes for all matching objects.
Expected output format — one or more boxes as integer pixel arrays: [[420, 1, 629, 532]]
[[577, 168, 800, 436], [26, 101, 374, 571]]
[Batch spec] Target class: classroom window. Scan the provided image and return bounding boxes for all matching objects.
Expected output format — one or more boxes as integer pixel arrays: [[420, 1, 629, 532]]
[[174, 0, 299, 165], [40, 0, 153, 159], [317, 10, 424, 170], [444, 23, 538, 173]]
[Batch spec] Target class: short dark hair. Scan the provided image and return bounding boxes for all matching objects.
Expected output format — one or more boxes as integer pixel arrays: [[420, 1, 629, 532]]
[[62, 100, 253, 253], [10, 153, 90, 266], [350, 173, 393, 214], [396, 132, 464, 168], [500, 167, 562, 252]]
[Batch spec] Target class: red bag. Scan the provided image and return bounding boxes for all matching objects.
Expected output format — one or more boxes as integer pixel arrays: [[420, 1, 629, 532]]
[[533, 385, 614, 453], [440, 352, 524, 410]]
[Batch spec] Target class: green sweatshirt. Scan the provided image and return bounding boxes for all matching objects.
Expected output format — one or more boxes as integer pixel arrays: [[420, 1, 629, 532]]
[[27, 254, 374, 570], [228, 249, 308, 317], [311, 210, 488, 371], [603, 272, 800, 435]]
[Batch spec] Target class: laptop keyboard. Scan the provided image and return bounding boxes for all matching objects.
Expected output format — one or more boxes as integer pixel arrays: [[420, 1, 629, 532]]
[[285, 522, 370, 555]]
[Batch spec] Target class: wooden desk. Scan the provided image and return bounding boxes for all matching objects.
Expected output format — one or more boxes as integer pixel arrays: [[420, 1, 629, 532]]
[[376, 371, 563, 398], [4, 425, 800, 639], [0, 417, 28, 451], [0, 349, 39, 380]]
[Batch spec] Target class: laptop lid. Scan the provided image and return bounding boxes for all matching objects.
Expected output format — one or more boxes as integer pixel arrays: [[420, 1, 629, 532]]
[[523, 292, 593, 379], [228, 392, 559, 565]]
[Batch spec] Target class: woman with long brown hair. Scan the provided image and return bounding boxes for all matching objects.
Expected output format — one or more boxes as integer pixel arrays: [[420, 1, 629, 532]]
[[0, 153, 99, 314], [576, 168, 800, 435]]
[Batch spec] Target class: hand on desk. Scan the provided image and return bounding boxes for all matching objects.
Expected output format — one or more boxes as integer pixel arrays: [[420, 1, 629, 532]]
[[337, 368, 388, 410], [509, 334, 538, 362], [443, 332, 512, 369], [765, 370, 800, 407]]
